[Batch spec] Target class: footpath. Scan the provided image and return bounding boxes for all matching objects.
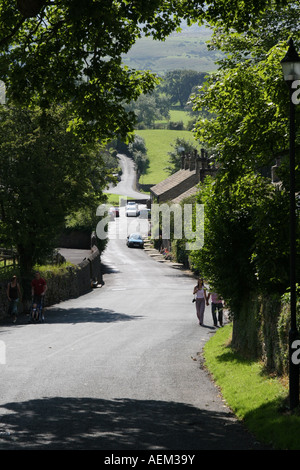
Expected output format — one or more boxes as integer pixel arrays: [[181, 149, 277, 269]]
[[143, 238, 195, 274]]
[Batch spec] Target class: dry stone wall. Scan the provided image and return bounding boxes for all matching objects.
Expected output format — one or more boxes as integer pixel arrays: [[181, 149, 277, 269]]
[[0, 246, 101, 321]]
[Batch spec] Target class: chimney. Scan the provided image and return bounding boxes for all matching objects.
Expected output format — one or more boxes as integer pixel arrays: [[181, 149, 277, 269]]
[[190, 152, 195, 171], [184, 154, 189, 170], [181, 152, 185, 169], [195, 152, 201, 181]]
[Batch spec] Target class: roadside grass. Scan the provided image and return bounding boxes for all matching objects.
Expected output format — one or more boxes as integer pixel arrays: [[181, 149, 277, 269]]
[[203, 323, 300, 450], [0, 262, 74, 290], [104, 193, 135, 205], [136, 129, 199, 185], [34, 262, 75, 277]]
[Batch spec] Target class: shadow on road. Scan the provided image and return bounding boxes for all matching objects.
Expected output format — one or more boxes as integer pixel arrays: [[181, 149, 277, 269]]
[[45, 307, 144, 325], [0, 396, 266, 450], [2, 307, 143, 326], [101, 262, 121, 275]]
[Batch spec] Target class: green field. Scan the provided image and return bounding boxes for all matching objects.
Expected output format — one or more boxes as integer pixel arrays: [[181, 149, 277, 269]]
[[156, 109, 193, 127], [122, 24, 219, 74], [169, 109, 192, 125], [136, 128, 200, 185]]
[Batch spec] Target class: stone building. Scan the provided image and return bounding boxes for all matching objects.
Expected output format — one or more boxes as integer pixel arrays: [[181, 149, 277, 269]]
[[150, 149, 217, 204]]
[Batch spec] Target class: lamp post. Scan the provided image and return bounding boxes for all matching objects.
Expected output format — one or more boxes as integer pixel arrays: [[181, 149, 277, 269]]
[[281, 38, 300, 410]]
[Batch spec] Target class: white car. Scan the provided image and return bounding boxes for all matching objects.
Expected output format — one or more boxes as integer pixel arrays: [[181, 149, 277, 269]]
[[125, 202, 139, 217]]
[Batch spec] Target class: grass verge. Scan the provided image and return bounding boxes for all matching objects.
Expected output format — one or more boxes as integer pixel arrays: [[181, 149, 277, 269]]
[[203, 323, 300, 450], [104, 193, 135, 205], [34, 262, 75, 277]]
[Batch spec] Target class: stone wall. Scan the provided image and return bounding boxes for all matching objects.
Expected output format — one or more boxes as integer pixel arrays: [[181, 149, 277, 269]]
[[0, 246, 102, 321], [230, 292, 286, 374], [44, 245, 101, 306]]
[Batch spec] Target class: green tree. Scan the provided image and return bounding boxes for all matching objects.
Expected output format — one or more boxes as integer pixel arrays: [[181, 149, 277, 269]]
[[125, 91, 170, 128], [187, 4, 300, 358], [128, 134, 149, 175], [160, 70, 207, 108], [0, 105, 106, 282], [190, 171, 297, 308], [190, 174, 259, 311], [191, 3, 300, 189], [189, 170, 300, 358], [165, 137, 200, 174], [192, 45, 291, 176], [0, 1, 288, 140]]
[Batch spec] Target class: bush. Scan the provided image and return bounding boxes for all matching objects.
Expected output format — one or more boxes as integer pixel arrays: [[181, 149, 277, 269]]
[[190, 173, 262, 313], [167, 120, 184, 130], [64, 206, 108, 253], [277, 285, 300, 374], [188, 171, 299, 364]]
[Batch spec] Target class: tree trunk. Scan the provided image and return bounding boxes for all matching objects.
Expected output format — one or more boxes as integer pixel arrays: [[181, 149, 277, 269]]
[[18, 245, 34, 312]]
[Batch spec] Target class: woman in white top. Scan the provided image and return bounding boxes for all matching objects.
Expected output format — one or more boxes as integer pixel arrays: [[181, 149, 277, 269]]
[[193, 278, 208, 326]]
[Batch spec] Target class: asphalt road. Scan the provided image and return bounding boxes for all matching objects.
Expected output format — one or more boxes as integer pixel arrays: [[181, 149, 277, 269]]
[[0, 211, 267, 451], [104, 153, 150, 201]]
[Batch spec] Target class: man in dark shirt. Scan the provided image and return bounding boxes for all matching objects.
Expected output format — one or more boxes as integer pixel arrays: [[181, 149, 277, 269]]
[[31, 272, 47, 321]]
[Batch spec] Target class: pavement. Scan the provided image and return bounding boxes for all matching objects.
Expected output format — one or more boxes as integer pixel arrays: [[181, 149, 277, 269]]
[[58, 248, 93, 265]]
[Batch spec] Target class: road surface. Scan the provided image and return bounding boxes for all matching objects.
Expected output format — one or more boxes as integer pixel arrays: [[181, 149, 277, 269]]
[[0, 212, 266, 450], [104, 153, 150, 200]]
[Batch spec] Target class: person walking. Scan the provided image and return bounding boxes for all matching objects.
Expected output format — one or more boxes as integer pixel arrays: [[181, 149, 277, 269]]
[[7, 275, 22, 323], [193, 278, 208, 326], [207, 291, 224, 327], [31, 271, 47, 321]]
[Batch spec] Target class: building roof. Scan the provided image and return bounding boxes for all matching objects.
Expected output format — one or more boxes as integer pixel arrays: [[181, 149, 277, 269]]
[[150, 168, 196, 197], [172, 185, 198, 204]]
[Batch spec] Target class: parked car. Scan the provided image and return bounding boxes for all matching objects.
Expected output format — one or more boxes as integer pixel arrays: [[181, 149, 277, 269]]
[[109, 206, 119, 219], [125, 202, 139, 217], [127, 233, 144, 248], [112, 172, 121, 182]]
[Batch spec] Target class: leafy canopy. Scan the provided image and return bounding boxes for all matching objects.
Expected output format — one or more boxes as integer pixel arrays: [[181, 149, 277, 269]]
[[191, 2, 300, 193], [0, 105, 106, 274], [188, 2, 300, 310], [192, 43, 290, 177], [159, 70, 208, 108], [0, 0, 288, 140]]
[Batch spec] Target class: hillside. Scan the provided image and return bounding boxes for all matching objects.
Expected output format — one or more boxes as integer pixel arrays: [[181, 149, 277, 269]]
[[122, 24, 220, 74], [122, 23, 214, 191], [137, 128, 200, 186]]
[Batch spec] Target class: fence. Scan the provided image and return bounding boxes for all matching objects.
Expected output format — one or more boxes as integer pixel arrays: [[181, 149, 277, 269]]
[[0, 249, 18, 271]]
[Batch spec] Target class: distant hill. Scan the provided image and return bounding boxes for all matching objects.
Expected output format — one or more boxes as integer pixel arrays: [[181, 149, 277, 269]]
[[122, 23, 220, 75]]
